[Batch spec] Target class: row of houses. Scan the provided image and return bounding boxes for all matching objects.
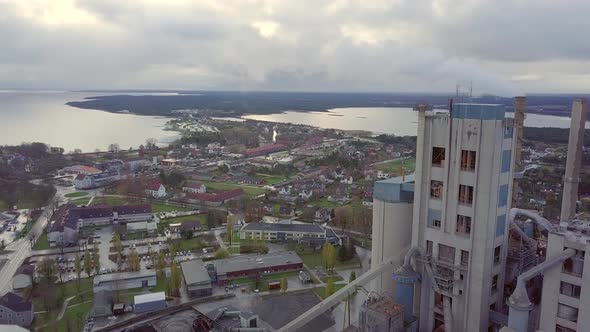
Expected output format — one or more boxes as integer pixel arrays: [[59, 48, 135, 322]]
[[48, 204, 155, 246]]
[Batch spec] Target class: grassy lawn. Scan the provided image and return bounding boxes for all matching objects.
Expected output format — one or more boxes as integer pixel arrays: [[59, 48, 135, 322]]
[[91, 196, 141, 206], [256, 173, 288, 185], [33, 278, 94, 323], [376, 157, 416, 175], [202, 181, 267, 198], [298, 251, 361, 269], [227, 271, 301, 291], [321, 275, 344, 283], [313, 284, 346, 299], [64, 192, 89, 198], [151, 202, 193, 213], [71, 196, 91, 206], [33, 232, 50, 250], [173, 237, 208, 251], [310, 198, 341, 208]]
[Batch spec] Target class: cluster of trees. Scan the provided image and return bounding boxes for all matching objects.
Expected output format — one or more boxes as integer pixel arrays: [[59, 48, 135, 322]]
[[159, 170, 186, 189], [321, 242, 337, 273], [0, 180, 56, 210], [523, 127, 590, 146], [214, 248, 230, 259], [207, 209, 227, 229], [332, 204, 372, 235]]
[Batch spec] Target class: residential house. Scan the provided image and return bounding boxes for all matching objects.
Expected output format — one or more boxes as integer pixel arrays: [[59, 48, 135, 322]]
[[74, 171, 120, 190], [125, 158, 150, 171], [180, 221, 203, 236], [0, 292, 33, 327], [315, 208, 332, 223], [61, 165, 102, 175], [298, 189, 313, 200], [341, 176, 353, 185], [145, 181, 166, 198], [181, 259, 212, 297], [182, 181, 206, 194], [185, 189, 243, 207]]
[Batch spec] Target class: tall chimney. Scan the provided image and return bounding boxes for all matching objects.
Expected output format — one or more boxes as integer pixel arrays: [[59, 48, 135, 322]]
[[512, 96, 526, 204], [560, 98, 588, 222]]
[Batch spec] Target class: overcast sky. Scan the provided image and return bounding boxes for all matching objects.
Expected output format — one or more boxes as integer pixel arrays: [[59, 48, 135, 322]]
[[1, 0, 589, 95]]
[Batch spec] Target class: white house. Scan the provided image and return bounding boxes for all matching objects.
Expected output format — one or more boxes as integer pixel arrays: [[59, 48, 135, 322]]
[[145, 181, 166, 198], [341, 176, 353, 185], [182, 181, 206, 194], [298, 190, 313, 200], [376, 170, 390, 179]]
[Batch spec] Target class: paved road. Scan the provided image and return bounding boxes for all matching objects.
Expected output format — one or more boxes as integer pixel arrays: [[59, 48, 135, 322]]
[[0, 184, 73, 295]]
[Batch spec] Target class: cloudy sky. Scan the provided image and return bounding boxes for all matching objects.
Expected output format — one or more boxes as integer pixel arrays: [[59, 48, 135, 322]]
[[1, 0, 589, 95]]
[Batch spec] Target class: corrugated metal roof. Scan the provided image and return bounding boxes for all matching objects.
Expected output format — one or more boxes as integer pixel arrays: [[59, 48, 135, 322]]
[[134, 292, 165, 305]]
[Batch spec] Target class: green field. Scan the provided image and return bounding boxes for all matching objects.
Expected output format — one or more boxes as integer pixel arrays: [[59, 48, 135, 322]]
[[33, 232, 50, 250], [71, 197, 91, 206], [91, 196, 141, 206], [376, 157, 416, 175], [227, 271, 301, 291], [202, 181, 267, 198], [64, 192, 89, 198], [256, 174, 288, 185], [33, 278, 94, 331], [309, 198, 341, 208], [152, 202, 193, 213]]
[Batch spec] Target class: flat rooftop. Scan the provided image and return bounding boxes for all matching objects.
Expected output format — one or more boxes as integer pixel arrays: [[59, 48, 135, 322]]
[[180, 259, 211, 285], [94, 270, 156, 284], [241, 222, 325, 234], [135, 292, 165, 304], [214, 251, 302, 275]]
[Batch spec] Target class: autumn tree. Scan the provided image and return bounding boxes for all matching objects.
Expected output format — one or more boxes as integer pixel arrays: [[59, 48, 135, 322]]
[[84, 248, 92, 277], [168, 263, 182, 297], [334, 206, 353, 232], [214, 248, 230, 260], [113, 232, 123, 269], [349, 270, 356, 283], [281, 276, 288, 294], [75, 254, 82, 289], [37, 258, 57, 285], [322, 242, 337, 273], [128, 249, 141, 272], [93, 244, 101, 275]]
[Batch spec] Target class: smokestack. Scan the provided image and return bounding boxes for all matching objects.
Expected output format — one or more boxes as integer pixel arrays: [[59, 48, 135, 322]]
[[560, 98, 588, 222], [512, 96, 526, 203]]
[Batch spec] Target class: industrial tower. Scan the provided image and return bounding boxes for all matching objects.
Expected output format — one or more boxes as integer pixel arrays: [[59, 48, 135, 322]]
[[409, 104, 515, 331]]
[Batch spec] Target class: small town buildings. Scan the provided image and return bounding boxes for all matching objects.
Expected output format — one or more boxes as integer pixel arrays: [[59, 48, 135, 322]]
[[185, 189, 243, 207], [182, 181, 206, 194], [0, 292, 33, 327], [181, 259, 213, 297], [145, 181, 166, 198], [180, 220, 203, 236], [61, 165, 102, 175], [212, 251, 303, 286], [11, 264, 34, 291], [74, 171, 120, 190], [160, 159, 179, 167], [125, 158, 151, 171], [240, 222, 329, 242], [48, 204, 154, 246], [134, 292, 166, 313], [242, 143, 287, 158], [93, 271, 157, 293]]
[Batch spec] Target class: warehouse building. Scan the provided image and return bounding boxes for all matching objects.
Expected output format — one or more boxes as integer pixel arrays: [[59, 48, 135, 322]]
[[134, 292, 166, 313], [180, 259, 213, 297], [93, 270, 157, 293], [213, 251, 303, 286]]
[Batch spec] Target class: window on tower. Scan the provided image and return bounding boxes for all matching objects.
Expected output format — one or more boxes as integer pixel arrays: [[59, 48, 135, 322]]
[[432, 147, 446, 167], [458, 185, 474, 205], [456, 215, 472, 236], [431, 180, 444, 199], [460, 150, 476, 171]]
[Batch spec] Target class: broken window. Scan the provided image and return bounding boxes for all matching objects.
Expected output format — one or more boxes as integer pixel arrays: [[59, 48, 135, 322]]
[[431, 180, 444, 199], [432, 147, 445, 167], [458, 185, 474, 205], [461, 150, 477, 171], [494, 246, 502, 265], [456, 215, 472, 235]]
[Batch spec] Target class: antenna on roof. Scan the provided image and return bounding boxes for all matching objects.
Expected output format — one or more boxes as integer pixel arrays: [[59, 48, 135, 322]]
[[469, 81, 473, 101]]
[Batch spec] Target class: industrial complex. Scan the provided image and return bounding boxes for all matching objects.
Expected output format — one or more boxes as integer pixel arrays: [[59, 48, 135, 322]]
[[278, 98, 590, 332]]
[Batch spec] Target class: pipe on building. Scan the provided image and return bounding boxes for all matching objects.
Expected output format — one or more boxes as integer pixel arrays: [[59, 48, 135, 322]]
[[509, 208, 555, 233], [507, 248, 575, 332], [509, 220, 537, 249]]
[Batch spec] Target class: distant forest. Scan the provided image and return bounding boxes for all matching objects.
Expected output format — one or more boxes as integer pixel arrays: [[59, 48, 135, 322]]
[[66, 91, 590, 117]]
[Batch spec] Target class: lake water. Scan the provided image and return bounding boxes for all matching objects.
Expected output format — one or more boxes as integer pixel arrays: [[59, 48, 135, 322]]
[[243, 107, 590, 135], [0, 91, 179, 152]]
